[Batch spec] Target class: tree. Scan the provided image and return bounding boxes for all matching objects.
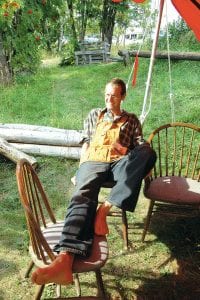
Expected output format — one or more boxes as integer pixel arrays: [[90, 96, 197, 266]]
[[158, 17, 200, 51], [0, 0, 21, 85], [66, 0, 78, 44], [101, 0, 117, 45], [60, 0, 102, 65], [0, 0, 65, 85], [66, 0, 101, 43], [0, 30, 12, 85], [112, 1, 153, 48]]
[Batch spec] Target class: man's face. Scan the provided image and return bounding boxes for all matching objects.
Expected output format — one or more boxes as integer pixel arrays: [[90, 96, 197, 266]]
[[104, 83, 125, 113]]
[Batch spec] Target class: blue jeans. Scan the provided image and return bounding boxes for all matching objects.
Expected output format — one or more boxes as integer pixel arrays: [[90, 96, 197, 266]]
[[53, 144, 156, 256]]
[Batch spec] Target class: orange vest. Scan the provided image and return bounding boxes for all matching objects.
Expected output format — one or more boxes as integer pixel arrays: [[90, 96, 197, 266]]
[[81, 114, 128, 164]]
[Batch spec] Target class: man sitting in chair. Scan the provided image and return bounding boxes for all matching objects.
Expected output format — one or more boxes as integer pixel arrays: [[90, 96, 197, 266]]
[[32, 78, 157, 285]]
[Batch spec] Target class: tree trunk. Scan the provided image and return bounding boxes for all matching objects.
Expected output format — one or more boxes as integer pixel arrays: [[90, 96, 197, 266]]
[[101, 0, 116, 47], [0, 31, 12, 86], [57, 19, 64, 52], [67, 0, 79, 49], [79, 0, 88, 41]]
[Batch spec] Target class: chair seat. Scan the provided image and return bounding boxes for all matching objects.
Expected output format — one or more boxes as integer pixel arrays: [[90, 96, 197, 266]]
[[31, 221, 109, 273], [144, 176, 200, 204]]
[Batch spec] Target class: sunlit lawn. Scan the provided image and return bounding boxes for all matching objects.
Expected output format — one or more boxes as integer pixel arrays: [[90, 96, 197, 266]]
[[0, 58, 200, 299]]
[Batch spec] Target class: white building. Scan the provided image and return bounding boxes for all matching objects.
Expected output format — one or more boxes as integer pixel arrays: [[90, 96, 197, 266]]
[[123, 27, 144, 45]]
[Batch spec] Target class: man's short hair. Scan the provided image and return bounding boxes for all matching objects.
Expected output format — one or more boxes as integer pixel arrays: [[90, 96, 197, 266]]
[[108, 78, 126, 96]]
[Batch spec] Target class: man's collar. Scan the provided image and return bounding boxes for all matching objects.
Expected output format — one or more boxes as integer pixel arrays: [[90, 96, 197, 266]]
[[101, 108, 126, 115], [100, 108, 127, 122]]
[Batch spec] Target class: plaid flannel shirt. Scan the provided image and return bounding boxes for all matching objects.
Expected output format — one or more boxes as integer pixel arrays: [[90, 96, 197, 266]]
[[81, 108, 146, 150]]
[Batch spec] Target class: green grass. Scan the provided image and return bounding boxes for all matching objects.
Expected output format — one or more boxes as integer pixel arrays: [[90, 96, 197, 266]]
[[0, 59, 200, 299], [1, 59, 199, 133]]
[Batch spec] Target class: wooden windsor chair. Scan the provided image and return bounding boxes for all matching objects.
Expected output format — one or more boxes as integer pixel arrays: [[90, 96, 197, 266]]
[[16, 159, 108, 300], [142, 122, 200, 242]]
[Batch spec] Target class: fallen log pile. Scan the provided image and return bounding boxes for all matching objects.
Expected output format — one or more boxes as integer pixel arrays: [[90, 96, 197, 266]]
[[11, 143, 81, 160], [0, 123, 82, 165], [118, 50, 200, 65], [0, 137, 37, 167]]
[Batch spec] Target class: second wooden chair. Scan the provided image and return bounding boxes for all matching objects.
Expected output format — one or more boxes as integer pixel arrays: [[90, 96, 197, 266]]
[[16, 159, 109, 300]]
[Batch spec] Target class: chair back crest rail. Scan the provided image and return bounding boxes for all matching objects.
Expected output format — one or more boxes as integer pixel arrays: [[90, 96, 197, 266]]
[[147, 122, 200, 180]]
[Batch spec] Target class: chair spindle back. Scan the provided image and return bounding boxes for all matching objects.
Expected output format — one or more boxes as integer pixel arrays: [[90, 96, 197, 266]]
[[147, 122, 200, 180], [16, 159, 56, 264]]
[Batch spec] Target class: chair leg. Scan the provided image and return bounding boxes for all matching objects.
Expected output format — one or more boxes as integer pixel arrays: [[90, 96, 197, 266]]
[[35, 285, 45, 300], [122, 210, 129, 250], [56, 285, 61, 297], [95, 269, 107, 300], [24, 260, 34, 278], [74, 273, 81, 297], [142, 200, 155, 242]]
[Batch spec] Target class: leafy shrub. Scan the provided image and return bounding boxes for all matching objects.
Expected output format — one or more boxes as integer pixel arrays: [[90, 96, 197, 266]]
[[0, 0, 65, 75], [158, 18, 200, 52]]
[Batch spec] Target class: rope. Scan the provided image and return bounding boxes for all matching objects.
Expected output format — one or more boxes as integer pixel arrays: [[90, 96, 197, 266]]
[[139, 0, 165, 125], [165, 0, 175, 122], [139, 93, 152, 124], [126, 0, 175, 125]]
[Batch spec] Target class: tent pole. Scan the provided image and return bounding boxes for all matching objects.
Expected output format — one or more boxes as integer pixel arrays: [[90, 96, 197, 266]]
[[140, 0, 165, 124]]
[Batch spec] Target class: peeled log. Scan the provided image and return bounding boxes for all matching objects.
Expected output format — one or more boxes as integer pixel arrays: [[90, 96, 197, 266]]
[[118, 50, 200, 62], [11, 143, 81, 160], [0, 128, 82, 147], [0, 123, 80, 133], [0, 137, 37, 166]]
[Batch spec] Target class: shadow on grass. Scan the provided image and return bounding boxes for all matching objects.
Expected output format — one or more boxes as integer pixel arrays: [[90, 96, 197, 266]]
[[102, 213, 200, 299], [134, 215, 200, 300]]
